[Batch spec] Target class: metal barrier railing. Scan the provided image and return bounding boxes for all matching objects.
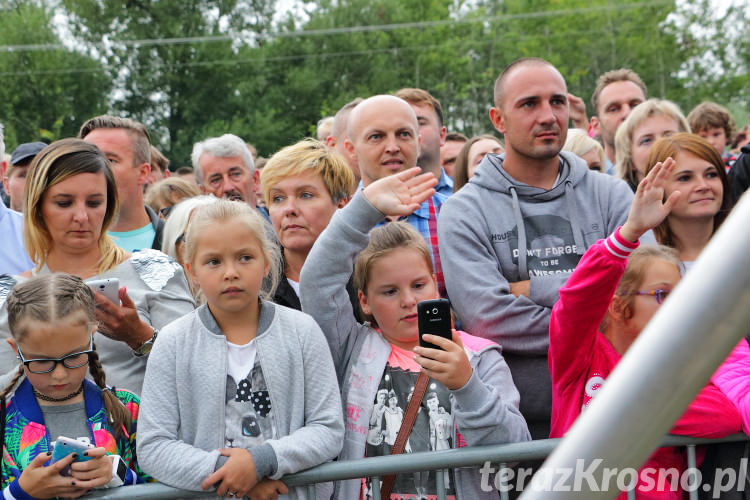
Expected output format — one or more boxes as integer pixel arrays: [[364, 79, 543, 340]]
[[86, 434, 750, 499]]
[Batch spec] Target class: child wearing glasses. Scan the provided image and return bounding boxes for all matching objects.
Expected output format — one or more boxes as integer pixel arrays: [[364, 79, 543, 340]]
[[1, 273, 144, 500], [137, 199, 343, 500], [549, 158, 741, 498]]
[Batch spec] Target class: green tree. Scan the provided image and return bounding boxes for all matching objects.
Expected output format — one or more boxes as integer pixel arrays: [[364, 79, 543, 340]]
[[0, 2, 109, 150], [60, 0, 277, 164]]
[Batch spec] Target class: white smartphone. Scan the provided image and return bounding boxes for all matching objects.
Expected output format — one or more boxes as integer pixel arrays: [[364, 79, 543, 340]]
[[87, 278, 121, 305]]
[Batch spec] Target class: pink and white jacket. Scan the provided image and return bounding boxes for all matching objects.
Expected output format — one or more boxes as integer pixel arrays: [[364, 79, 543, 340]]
[[549, 228, 742, 499]]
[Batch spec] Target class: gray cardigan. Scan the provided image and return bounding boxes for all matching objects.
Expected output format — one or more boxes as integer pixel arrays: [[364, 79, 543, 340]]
[[137, 301, 344, 499]]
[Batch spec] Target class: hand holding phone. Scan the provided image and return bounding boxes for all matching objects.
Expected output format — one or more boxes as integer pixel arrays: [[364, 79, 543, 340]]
[[87, 278, 121, 306], [415, 300, 473, 390], [50, 437, 95, 476]]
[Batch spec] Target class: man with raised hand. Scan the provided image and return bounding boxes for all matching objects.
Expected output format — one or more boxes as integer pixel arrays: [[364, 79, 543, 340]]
[[437, 58, 633, 438], [346, 95, 448, 296]]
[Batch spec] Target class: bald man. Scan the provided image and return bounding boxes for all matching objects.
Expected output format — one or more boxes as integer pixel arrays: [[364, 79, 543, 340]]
[[345, 95, 448, 296], [438, 58, 633, 438], [326, 98, 363, 186]]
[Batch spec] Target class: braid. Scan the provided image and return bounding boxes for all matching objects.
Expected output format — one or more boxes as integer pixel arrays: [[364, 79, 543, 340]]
[[1, 365, 24, 482], [88, 346, 131, 440], [0, 365, 24, 403]]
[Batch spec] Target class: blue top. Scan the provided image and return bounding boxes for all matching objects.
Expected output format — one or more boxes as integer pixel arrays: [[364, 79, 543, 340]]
[[0, 203, 33, 275], [436, 168, 454, 196]]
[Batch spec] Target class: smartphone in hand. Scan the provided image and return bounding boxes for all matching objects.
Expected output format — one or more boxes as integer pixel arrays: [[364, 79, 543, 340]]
[[50, 436, 95, 476], [418, 299, 452, 351], [87, 278, 121, 306]]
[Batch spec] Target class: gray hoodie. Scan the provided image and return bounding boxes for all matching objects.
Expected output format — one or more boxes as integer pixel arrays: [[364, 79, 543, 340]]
[[437, 151, 633, 437]]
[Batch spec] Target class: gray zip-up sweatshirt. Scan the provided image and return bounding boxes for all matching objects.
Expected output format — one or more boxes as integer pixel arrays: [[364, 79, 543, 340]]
[[300, 193, 530, 500], [437, 151, 633, 437], [137, 301, 344, 499]]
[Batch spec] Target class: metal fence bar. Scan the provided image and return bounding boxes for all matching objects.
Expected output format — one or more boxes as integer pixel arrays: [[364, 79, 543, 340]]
[[499, 462, 510, 500], [520, 193, 750, 500], [435, 468, 446, 500], [686, 444, 698, 500], [86, 435, 749, 499]]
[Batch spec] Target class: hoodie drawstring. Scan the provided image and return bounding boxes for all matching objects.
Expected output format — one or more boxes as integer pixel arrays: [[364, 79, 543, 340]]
[[509, 186, 529, 280], [564, 180, 586, 255]]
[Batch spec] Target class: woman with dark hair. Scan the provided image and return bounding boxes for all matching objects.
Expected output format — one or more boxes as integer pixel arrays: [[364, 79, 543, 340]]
[[0, 138, 195, 395], [644, 132, 733, 270], [452, 135, 504, 192]]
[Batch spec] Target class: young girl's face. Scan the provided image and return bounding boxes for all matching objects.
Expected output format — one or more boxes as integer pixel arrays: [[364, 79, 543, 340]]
[[664, 151, 723, 221], [617, 258, 681, 354], [187, 219, 270, 317], [8, 315, 92, 404], [359, 247, 438, 350]]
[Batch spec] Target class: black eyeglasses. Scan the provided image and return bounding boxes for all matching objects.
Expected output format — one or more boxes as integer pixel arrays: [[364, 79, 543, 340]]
[[629, 289, 671, 305], [16, 335, 94, 374]]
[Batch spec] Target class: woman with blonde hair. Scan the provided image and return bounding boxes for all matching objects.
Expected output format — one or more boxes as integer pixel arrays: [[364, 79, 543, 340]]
[[261, 138, 354, 309], [563, 129, 606, 172], [0, 139, 195, 395], [614, 99, 690, 191], [144, 176, 201, 219]]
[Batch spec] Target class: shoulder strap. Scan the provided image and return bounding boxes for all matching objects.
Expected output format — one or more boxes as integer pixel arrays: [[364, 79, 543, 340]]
[[380, 370, 430, 500]]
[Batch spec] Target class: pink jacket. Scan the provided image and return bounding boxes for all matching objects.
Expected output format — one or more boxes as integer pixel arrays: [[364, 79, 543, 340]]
[[549, 228, 742, 499], [711, 339, 750, 434]]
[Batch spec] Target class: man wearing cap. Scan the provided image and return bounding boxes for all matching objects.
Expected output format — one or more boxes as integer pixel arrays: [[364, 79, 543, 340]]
[[0, 126, 34, 274], [4, 142, 46, 213]]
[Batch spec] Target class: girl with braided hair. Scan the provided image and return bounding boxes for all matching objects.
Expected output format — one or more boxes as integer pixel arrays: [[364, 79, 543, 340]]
[[1, 273, 144, 500]]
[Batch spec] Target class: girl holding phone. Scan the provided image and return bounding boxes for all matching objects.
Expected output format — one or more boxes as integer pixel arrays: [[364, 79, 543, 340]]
[[1, 274, 144, 500], [300, 168, 530, 500]]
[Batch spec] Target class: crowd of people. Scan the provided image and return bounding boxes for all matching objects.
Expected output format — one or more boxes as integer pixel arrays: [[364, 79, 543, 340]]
[[0, 56, 749, 500]]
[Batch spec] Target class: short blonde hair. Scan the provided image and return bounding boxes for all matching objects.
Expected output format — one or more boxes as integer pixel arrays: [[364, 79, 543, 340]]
[[563, 129, 605, 172], [145, 177, 201, 213], [24, 139, 125, 274], [261, 138, 354, 205], [614, 99, 690, 189], [161, 195, 218, 261], [185, 200, 280, 301]]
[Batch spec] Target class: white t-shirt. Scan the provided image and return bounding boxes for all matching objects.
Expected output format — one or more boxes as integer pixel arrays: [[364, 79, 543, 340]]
[[227, 339, 257, 389]]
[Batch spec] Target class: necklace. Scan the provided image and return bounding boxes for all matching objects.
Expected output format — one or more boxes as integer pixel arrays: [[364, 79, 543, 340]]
[[34, 384, 84, 403]]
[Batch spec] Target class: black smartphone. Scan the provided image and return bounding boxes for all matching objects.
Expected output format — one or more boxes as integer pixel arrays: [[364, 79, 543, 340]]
[[418, 299, 452, 350]]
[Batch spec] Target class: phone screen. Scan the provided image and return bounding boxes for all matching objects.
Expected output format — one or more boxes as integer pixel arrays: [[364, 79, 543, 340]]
[[418, 299, 452, 350]]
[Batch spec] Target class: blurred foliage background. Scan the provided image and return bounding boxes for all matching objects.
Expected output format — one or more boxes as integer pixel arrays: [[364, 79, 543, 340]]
[[1, 0, 747, 165]]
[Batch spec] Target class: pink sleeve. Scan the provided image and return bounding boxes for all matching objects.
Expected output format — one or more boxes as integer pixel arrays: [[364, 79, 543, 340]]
[[549, 228, 638, 388], [711, 339, 750, 435], [670, 382, 742, 438]]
